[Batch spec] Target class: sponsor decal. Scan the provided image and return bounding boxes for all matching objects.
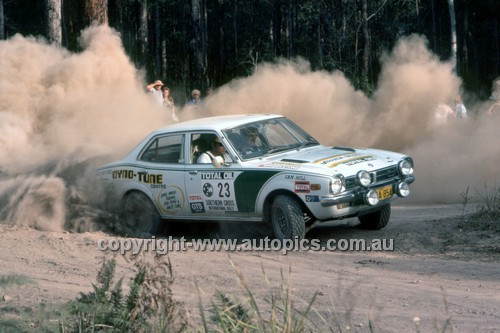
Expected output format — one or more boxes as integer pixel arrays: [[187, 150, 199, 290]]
[[313, 153, 375, 168], [112, 170, 164, 185], [138, 173, 163, 184], [285, 174, 307, 180], [259, 162, 301, 170], [202, 183, 214, 197], [151, 184, 166, 189], [305, 195, 319, 202], [112, 170, 135, 179], [294, 181, 310, 193], [205, 199, 237, 212], [342, 155, 376, 166], [313, 153, 353, 165], [201, 171, 234, 180], [188, 194, 203, 201], [158, 186, 184, 213], [190, 202, 206, 213]]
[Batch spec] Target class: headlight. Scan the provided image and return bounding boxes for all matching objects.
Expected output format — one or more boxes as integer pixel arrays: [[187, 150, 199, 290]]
[[330, 175, 344, 194], [398, 158, 414, 176], [365, 189, 379, 206], [397, 182, 410, 197], [357, 170, 372, 187]]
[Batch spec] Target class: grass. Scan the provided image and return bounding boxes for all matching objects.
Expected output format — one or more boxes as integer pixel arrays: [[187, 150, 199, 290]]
[[461, 183, 500, 232]]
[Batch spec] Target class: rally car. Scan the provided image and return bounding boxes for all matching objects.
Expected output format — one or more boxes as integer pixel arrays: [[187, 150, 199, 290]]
[[97, 114, 415, 239]]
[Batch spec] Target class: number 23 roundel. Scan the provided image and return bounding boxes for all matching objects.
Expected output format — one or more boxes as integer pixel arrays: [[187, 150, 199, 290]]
[[200, 171, 239, 212]]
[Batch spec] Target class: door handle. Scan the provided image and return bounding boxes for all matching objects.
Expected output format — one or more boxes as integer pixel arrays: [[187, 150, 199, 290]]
[[189, 170, 198, 175]]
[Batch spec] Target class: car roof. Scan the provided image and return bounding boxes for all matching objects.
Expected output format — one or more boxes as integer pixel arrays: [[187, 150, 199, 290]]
[[151, 114, 283, 134]]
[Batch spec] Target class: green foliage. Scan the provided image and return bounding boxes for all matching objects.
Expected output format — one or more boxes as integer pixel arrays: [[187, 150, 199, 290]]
[[67, 257, 188, 332], [0, 275, 35, 290], [203, 260, 323, 333], [473, 183, 500, 223]]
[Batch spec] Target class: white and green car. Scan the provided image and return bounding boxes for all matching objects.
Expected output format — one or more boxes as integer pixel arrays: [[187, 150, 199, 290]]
[[97, 114, 414, 239]]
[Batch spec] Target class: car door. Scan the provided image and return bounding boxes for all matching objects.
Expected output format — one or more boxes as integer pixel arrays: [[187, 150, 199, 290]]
[[184, 131, 248, 220], [137, 132, 188, 217]]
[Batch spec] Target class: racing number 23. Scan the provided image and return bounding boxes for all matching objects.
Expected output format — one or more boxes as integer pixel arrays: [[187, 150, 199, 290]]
[[218, 183, 231, 197]]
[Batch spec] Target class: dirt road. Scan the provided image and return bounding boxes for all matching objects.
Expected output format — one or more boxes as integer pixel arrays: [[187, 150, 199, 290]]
[[0, 203, 499, 332]]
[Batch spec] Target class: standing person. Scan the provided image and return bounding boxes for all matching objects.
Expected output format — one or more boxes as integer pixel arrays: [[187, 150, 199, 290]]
[[188, 89, 201, 105], [146, 80, 164, 107], [454, 95, 467, 119], [162, 87, 178, 122]]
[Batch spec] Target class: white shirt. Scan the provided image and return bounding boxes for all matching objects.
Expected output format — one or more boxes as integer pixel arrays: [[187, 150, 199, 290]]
[[148, 88, 163, 107], [197, 151, 215, 164], [455, 103, 467, 119], [197, 152, 232, 164]]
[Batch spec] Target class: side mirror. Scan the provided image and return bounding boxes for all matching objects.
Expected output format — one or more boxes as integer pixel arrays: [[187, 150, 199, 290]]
[[212, 155, 224, 168]]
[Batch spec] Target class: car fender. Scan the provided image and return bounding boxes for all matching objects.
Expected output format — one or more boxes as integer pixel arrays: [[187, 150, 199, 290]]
[[118, 181, 155, 207], [254, 172, 329, 215]]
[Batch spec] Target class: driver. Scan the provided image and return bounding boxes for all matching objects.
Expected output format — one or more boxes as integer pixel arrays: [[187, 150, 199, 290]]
[[197, 137, 229, 164], [241, 126, 262, 149]]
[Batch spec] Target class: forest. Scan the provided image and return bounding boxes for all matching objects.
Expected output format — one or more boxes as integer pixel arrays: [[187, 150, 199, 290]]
[[1, 0, 499, 103]]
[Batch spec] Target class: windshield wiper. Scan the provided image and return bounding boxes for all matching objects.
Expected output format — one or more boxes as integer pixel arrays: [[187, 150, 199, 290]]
[[297, 140, 319, 149], [263, 146, 292, 157]]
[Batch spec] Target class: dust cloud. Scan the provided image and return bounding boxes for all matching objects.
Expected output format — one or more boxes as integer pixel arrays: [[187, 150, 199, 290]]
[[0, 25, 171, 230], [0, 28, 498, 233], [203, 35, 499, 203]]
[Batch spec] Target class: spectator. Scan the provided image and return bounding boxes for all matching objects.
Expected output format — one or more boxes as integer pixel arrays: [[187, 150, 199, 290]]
[[146, 80, 164, 107], [434, 103, 455, 124], [188, 89, 201, 105], [163, 87, 178, 122], [487, 80, 500, 116], [454, 95, 467, 119]]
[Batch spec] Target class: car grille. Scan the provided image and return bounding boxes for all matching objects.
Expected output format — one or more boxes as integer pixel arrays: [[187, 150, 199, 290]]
[[374, 166, 398, 182], [344, 166, 398, 190]]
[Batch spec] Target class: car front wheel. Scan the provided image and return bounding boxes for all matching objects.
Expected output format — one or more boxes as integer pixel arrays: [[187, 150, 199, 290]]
[[122, 191, 161, 237], [271, 195, 306, 240], [358, 204, 391, 230]]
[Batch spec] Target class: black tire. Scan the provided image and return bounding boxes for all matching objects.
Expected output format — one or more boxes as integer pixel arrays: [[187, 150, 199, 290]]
[[358, 204, 391, 230], [122, 191, 161, 237], [271, 195, 305, 240]]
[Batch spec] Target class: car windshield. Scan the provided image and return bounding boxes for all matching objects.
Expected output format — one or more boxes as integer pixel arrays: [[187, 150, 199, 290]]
[[222, 117, 319, 160]]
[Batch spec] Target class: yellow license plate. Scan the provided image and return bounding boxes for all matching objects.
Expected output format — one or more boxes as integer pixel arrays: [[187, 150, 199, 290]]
[[376, 185, 393, 200]]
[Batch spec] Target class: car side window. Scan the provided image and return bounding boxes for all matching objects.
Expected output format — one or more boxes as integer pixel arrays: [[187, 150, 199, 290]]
[[140, 134, 184, 164], [189, 132, 234, 164]]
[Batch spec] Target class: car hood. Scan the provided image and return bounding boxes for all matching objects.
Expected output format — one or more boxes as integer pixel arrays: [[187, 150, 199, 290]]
[[247, 145, 406, 177]]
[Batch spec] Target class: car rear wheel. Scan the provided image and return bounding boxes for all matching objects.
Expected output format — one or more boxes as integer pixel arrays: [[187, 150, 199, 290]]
[[358, 204, 391, 230], [271, 195, 305, 240], [122, 191, 161, 237]]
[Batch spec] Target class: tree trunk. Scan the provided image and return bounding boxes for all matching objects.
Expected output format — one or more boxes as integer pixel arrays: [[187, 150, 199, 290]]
[[0, 0, 4, 40], [137, 0, 148, 67], [430, 0, 437, 51], [317, 15, 322, 68], [191, 0, 208, 90], [233, 0, 238, 55], [361, 0, 370, 91], [462, 2, 469, 73], [216, 0, 226, 85], [83, 0, 108, 26], [272, 0, 282, 57], [286, 0, 293, 58], [447, 0, 457, 71], [46, 0, 62, 46], [154, 2, 161, 77]]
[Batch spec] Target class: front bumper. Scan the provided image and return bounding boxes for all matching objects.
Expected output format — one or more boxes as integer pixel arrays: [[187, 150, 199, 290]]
[[320, 175, 415, 207]]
